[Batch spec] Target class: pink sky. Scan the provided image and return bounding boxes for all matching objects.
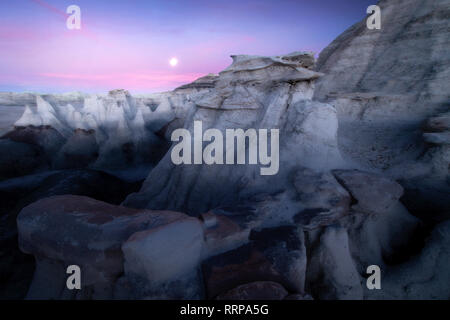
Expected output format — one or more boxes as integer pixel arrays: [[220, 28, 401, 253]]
[[0, 0, 373, 93]]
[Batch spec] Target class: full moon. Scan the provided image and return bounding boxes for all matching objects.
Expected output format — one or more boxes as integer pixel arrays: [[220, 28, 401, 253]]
[[169, 57, 178, 67]]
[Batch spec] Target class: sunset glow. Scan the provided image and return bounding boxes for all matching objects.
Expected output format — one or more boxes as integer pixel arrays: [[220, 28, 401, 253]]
[[0, 0, 374, 93]]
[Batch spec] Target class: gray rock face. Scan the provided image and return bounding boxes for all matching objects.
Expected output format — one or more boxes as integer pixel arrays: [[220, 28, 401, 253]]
[[314, 0, 450, 179], [315, 0, 449, 113], [311, 3, 449, 295]]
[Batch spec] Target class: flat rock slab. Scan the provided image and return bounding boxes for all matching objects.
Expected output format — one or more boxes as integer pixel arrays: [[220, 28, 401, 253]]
[[333, 170, 404, 215]]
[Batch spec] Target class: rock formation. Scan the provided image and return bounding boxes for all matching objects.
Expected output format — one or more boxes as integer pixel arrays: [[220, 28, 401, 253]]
[[123, 52, 348, 215], [18, 195, 195, 299], [1, 0, 448, 300], [314, 0, 450, 222]]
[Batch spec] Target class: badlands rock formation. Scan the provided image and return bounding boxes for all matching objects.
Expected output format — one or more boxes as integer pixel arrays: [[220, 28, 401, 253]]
[[1, 0, 449, 300], [313, 0, 450, 299], [0, 169, 140, 299], [123, 52, 348, 214], [3, 89, 198, 172], [18, 195, 196, 299], [314, 0, 450, 222]]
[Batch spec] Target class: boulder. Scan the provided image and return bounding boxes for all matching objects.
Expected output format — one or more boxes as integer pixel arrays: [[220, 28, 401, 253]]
[[333, 170, 404, 215], [0, 169, 142, 299], [17, 195, 189, 299]]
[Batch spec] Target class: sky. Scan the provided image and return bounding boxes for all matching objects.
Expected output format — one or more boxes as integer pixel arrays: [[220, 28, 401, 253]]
[[0, 0, 375, 94]]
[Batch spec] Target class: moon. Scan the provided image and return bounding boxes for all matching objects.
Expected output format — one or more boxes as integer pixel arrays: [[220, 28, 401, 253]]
[[169, 57, 178, 67]]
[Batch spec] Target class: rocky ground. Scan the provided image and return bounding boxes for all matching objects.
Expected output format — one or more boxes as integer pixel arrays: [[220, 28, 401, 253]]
[[0, 0, 448, 300]]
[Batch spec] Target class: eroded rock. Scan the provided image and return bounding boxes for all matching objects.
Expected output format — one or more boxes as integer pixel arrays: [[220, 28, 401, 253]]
[[123, 52, 346, 215], [17, 195, 189, 299], [306, 226, 363, 300], [333, 170, 404, 215]]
